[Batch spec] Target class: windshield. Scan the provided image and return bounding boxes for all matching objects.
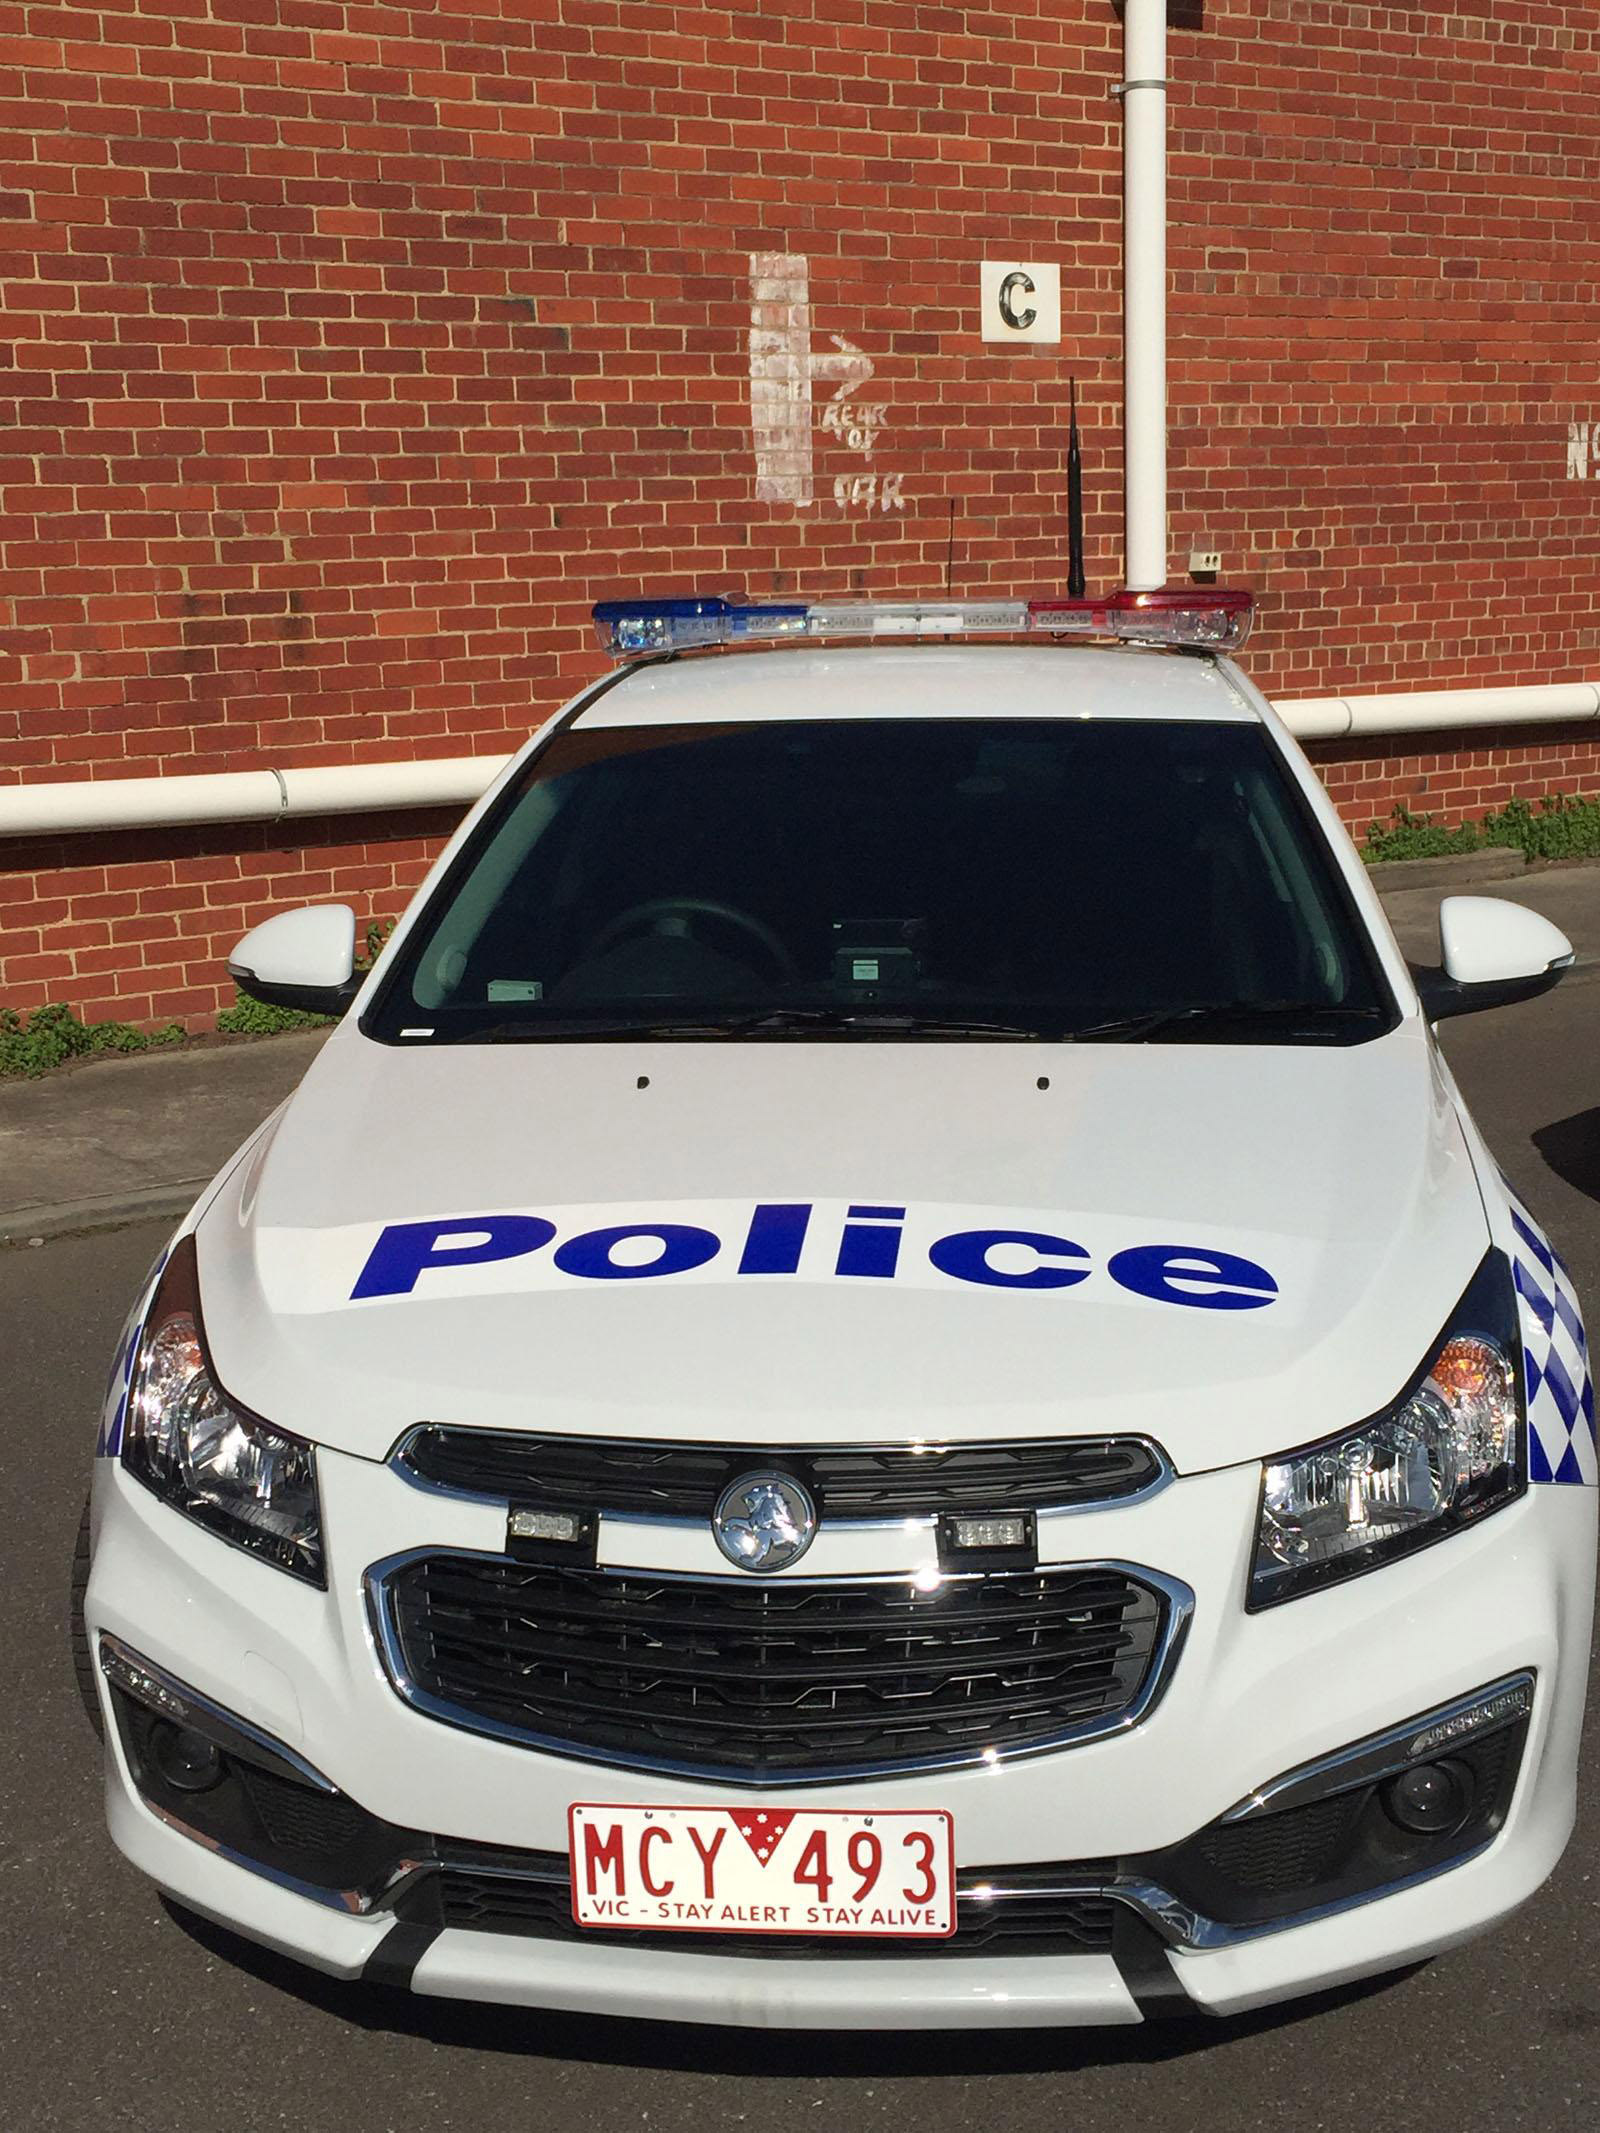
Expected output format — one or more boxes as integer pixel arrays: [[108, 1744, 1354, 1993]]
[[367, 716, 1395, 1044]]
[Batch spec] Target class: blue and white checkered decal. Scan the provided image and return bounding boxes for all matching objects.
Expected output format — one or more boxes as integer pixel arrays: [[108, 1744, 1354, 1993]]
[[1505, 1187, 1596, 1487]]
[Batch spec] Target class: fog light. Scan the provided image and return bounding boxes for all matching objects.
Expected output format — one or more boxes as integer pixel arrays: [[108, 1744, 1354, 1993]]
[[508, 1507, 585, 1544], [945, 1515, 1030, 1552], [148, 1721, 225, 1795], [1384, 1760, 1471, 1836]]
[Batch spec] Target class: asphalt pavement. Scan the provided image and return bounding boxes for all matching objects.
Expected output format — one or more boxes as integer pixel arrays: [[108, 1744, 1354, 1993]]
[[4, 866, 1600, 2130]]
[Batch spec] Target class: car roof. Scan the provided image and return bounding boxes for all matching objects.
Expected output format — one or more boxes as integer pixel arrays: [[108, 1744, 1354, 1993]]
[[573, 644, 1260, 730]]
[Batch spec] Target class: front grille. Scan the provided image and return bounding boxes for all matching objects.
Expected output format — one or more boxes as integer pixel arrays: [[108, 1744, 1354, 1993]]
[[371, 1552, 1174, 1782], [429, 1846, 1120, 1958], [397, 1428, 1164, 1519]]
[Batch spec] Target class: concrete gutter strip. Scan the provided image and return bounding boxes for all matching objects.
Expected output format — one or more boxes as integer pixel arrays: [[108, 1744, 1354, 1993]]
[[0, 1178, 214, 1247], [1362, 848, 1526, 895]]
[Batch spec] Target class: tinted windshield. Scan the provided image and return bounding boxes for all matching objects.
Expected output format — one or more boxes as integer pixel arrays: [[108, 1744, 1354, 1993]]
[[368, 717, 1394, 1043]]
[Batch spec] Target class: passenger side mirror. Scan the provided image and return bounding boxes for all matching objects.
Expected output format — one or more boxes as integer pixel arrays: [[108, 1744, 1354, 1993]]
[[1413, 895, 1574, 1022], [229, 904, 360, 1017]]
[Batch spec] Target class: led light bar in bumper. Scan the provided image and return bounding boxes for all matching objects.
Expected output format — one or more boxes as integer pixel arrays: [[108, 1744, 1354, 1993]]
[[592, 587, 1254, 658]]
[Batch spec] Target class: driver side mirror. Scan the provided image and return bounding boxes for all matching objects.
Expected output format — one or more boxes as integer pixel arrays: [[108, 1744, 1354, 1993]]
[[229, 904, 360, 1017], [1413, 894, 1574, 1022]]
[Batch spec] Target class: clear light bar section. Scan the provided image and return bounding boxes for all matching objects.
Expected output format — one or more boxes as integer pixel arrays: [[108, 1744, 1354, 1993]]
[[1028, 587, 1255, 651], [593, 588, 1254, 657], [804, 601, 1030, 637]]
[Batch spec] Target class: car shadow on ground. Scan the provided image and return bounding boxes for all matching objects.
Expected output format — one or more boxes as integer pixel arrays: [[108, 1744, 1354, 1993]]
[[163, 1898, 1415, 2075], [1534, 1110, 1600, 1204]]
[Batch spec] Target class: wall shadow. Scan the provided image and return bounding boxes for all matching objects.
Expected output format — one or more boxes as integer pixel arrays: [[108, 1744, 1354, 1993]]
[[1112, 1, 1207, 28]]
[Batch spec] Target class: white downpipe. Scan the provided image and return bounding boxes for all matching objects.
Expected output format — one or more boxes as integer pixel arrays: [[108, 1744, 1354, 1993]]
[[1122, 0, 1168, 594], [1277, 682, 1600, 742]]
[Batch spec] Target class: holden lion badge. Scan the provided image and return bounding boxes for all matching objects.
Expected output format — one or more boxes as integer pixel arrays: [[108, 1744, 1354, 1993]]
[[712, 1472, 818, 1573]]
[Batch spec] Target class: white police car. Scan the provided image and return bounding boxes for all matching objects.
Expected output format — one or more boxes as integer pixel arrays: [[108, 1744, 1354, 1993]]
[[83, 589, 1597, 2029]]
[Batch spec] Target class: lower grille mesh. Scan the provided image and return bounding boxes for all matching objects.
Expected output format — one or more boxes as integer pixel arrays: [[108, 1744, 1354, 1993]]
[[375, 1553, 1171, 1782], [432, 1848, 1121, 1959]]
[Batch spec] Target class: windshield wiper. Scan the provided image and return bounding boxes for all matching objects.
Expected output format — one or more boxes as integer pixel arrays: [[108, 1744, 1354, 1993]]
[[432, 1008, 1045, 1043], [1064, 1001, 1391, 1044], [706, 1009, 1044, 1039]]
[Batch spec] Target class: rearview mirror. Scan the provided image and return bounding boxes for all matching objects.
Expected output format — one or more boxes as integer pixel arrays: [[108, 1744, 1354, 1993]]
[[229, 904, 360, 1017], [1413, 895, 1574, 1022]]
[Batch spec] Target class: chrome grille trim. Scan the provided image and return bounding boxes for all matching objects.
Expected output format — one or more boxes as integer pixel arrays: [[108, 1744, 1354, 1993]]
[[363, 1548, 1194, 1787]]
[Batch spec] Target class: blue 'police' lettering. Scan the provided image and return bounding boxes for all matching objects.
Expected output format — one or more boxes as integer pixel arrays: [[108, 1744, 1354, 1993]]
[[553, 1223, 720, 1281], [348, 1206, 1283, 1309], [836, 1213, 903, 1279], [927, 1229, 1090, 1290], [351, 1214, 556, 1299], [738, 1202, 812, 1275], [1108, 1244, 1277, 1311]]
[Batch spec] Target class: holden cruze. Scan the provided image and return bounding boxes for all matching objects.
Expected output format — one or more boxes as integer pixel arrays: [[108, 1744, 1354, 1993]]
[[80, 591, 1596, 2028]]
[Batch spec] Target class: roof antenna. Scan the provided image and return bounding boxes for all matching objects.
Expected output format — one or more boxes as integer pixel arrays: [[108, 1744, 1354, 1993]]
[[1067, 378, 1087, 599]]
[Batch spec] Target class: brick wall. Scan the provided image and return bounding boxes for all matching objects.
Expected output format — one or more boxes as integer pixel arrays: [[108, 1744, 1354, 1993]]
[[1, 1, 1598, 1023], [1310, 728, 1600, 840], [0, 811, 453, 1022]]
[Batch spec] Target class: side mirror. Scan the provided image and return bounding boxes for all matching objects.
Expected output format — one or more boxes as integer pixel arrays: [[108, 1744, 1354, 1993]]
[[229, 904, 360, 1017], [1413, 894, 1575, 1022]]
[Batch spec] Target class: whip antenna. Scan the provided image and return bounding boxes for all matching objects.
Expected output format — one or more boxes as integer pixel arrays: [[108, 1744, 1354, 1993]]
[[1068, 379, 1087, 600]]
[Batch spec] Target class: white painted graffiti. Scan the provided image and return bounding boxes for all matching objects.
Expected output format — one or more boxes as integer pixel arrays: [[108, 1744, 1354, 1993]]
[[833, 472, 906, 514], [1569, 421, 1595, 480], [820, 399, 888, 454], [748, 252, 898, 511]]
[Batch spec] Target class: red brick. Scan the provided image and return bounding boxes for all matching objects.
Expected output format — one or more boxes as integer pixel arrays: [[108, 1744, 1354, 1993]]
[[0, 5, 1598, 1019]]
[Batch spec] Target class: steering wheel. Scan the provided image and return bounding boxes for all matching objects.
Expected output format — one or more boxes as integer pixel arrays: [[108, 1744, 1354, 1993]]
[[582, 897, 800, 981]]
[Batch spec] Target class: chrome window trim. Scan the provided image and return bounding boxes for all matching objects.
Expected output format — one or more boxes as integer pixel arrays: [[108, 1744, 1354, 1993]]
[[362, 1545, 1195, 1788], [384, 1425, 1176, 1526]]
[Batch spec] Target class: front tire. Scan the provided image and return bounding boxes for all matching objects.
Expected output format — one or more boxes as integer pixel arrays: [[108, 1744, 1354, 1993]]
[[70, 1493, 103, 1740]]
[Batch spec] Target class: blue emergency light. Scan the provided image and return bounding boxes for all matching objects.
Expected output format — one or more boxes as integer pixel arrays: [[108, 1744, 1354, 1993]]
[[591, 588, 1253, 659]]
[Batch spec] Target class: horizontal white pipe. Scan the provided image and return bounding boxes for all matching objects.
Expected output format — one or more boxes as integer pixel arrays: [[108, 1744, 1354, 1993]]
[[0, 754, 511, 837], [1277, 683, 1600, 741], [278, 757, 510, 817], [2, 684, 1600, 839]]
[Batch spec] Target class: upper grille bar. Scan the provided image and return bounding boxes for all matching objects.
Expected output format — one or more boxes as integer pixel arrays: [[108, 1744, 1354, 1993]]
[[392, 1427, 1169, 1521]]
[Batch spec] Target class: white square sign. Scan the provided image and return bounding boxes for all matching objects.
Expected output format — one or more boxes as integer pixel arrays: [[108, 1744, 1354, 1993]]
[[980, 261, 1062, 345]]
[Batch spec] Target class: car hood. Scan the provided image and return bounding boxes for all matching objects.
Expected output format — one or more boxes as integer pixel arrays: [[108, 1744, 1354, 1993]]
[[198, 1023, 1489, 1474]]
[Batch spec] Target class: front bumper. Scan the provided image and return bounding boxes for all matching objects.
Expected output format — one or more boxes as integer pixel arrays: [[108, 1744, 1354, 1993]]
[[88, 1450, 1596, 2027]]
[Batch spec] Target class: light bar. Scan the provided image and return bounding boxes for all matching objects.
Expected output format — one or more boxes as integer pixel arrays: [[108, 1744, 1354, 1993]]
[[592, 587, 1253, 658]]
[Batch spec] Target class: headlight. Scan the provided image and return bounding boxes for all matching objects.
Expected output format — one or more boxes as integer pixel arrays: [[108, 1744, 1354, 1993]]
[[1250, 1253, 1524, 1609], [121, 1236, 324, 1586]]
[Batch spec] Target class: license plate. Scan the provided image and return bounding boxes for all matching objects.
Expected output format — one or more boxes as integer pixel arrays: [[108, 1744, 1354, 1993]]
[[569, 1804, 956, 1939]]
